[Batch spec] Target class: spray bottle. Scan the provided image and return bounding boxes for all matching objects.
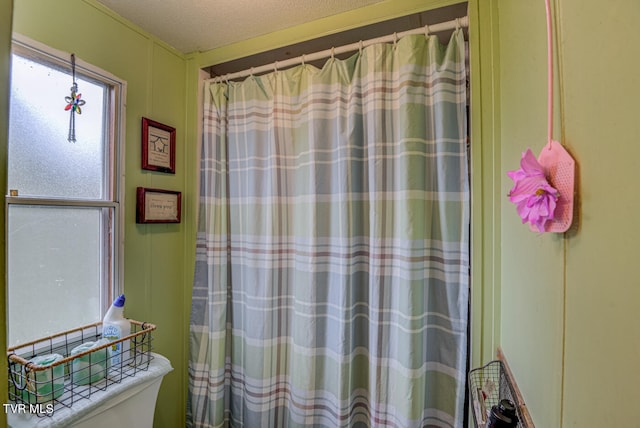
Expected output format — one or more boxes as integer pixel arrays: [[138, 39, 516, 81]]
[[102, 294, 131, 368]]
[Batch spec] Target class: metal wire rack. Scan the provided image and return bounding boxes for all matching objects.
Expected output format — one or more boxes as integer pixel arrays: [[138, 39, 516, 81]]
[[468, 359, 529, 427], [7, 320, 155, 417]]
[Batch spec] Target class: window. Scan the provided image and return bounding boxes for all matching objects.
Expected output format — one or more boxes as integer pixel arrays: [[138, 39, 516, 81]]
[[7, 37, 125, 347]]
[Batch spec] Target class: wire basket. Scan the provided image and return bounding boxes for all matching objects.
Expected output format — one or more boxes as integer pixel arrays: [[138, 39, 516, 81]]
[[7, 320, 155, 417], [468, 360, 526, 427]]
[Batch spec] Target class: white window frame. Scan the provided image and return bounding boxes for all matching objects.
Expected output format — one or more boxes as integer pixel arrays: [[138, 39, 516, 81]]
[[6, 34, 126, 329]]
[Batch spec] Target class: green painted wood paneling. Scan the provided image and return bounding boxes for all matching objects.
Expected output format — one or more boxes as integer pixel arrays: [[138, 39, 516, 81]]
[[497, 1, 564, 426], [558, 0, 640, 426]]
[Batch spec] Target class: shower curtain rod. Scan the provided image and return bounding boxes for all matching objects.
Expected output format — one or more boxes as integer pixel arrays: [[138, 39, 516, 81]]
[[209, 15, 469, 83]]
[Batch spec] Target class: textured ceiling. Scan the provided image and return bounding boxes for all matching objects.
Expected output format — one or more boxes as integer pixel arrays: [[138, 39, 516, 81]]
[[94, 0, 386, 54]]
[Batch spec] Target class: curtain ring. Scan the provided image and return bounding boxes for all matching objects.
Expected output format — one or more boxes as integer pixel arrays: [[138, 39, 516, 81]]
[[393, 32, 398, 46], [424, 24, 430, 36], [274, 61, 278, 72], [455, 18, 461, 29], [359, 40, 364, 54], [250, 67, 254, 76], [330, 47, 335, 60], [301, 54, 305, 66]]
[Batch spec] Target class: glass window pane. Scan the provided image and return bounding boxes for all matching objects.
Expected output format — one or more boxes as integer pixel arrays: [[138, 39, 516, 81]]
[[8, 54, 107, 199], [7, 205, 110, 346]]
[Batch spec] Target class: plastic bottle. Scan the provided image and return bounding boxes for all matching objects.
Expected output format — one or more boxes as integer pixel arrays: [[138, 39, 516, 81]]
[[102, 294, 131, 368]]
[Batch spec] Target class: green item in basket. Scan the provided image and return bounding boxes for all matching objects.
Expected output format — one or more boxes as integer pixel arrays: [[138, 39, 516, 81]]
[[21, 353, 65, 403], [71, 338, 110, 385]]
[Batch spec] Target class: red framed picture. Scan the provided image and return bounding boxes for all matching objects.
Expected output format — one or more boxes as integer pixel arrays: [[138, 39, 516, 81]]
[[141, 117, 176, 173], [136, 187, 182, 224]]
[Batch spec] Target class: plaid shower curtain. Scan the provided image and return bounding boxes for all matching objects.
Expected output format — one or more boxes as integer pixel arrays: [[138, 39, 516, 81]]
[[188, 29, 469, 428]]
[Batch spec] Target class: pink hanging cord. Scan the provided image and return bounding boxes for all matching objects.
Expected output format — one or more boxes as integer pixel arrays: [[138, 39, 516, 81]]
[[545, 0, 553, 149]]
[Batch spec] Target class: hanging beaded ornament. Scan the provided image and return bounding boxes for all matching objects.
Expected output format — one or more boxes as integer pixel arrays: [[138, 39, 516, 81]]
[[64, 54, 86, 142]]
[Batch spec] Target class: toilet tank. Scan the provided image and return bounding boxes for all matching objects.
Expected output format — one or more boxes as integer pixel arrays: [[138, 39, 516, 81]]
[[8, 353, 173, 428]]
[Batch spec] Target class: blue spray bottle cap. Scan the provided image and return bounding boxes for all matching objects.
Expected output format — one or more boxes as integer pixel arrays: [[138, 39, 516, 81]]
[[113, 294, 126, 308]]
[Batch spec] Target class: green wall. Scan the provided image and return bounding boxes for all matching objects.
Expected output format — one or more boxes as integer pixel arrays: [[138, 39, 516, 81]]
[[498, 1, 564, 426], [498, 0, 640, 426], [559, 0, 640, 425], [11, 1, 190, 426]]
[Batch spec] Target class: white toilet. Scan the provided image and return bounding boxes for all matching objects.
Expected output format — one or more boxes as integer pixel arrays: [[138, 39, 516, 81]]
[[8, 353, 173, 428]]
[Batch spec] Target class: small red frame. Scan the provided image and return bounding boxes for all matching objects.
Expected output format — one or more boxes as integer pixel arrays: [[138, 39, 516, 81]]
[[136, 187, 182, 224], [141, 117, 176, 174]]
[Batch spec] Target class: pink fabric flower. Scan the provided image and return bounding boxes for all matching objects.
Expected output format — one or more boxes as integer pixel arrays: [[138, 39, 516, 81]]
[[507, 149, 559, 232]]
